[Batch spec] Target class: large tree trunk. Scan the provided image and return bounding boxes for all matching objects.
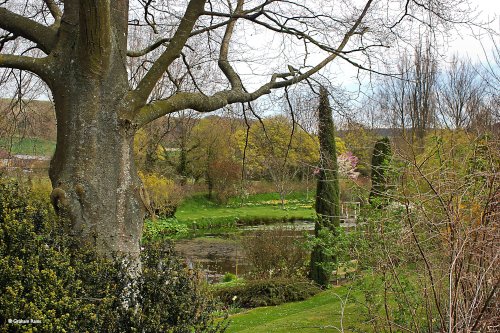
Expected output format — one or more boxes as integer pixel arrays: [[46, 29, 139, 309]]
[[49, 81, 145, 257], [47, 2, 145, 258]]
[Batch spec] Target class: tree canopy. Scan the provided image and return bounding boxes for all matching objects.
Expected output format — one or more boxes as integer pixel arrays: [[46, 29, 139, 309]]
[[0, 0, 473, 115]]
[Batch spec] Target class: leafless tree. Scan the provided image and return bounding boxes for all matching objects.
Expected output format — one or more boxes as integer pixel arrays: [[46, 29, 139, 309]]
[[479, 33, 500, 133], [378, 39, 438, 144], [436, 56, 486, 130]]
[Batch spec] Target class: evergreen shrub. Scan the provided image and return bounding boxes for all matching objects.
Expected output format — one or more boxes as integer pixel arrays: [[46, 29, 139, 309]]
[[213, 278, 320, 308], [0, 177, 225, 333]]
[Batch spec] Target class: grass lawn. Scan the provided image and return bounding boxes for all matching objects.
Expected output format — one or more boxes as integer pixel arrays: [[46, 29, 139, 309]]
[[226, 285, 371, 333], [176, 192, 316, 225], [0, 137, 55, 156], [144, 191, 318, 240]]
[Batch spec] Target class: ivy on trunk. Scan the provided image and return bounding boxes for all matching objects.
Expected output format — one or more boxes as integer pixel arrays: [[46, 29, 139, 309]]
[[310, 87, 340, 287]]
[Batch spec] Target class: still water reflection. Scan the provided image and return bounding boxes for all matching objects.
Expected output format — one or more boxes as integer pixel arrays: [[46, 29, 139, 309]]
[[174, 221, 315, 282]]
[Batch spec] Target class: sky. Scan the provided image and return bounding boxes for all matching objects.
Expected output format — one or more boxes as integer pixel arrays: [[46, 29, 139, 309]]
[[321, 0, 500, 102], [233, 0, 500, 101], [447, 0, 499, 61]]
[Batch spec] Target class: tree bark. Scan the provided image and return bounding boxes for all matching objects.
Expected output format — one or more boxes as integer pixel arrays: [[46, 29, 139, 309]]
[[49, 78, 144, 257], [47, 1, 145, 258]]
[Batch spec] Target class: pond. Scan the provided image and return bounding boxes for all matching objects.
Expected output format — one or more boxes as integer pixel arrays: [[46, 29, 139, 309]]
[[174, 220, 358, 282]]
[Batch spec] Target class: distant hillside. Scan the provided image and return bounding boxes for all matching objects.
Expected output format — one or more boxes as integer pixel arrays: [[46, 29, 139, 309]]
[[0, 98, 56, 141]]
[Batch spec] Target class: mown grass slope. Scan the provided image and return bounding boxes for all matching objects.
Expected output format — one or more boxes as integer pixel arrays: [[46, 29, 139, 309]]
[[176, 192, 316, 225], [226, 285, 371, 333]]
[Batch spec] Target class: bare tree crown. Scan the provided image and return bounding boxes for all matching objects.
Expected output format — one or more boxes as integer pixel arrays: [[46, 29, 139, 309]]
[[0, 0, 475, 127]]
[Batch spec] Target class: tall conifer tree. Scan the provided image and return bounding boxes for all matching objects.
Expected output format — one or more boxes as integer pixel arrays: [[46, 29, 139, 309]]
[[369, 137, 392, 205], [310, 87, 340, 286]]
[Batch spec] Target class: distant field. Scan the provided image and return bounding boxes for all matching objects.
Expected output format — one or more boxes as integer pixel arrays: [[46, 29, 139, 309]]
[[0, 137, 56, 156]]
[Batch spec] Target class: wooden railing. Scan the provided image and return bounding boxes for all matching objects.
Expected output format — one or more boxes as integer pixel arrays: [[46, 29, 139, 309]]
[[340, 201, 360, 222]]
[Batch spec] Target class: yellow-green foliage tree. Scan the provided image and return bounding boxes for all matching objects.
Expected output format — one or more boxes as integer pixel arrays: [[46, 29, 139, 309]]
[[237, 116, 318, 175], [236, 115, 318, 206], [237, 115, 348, 206], [334, 137, 347, 155], [189, 117, 241, 203], [138, 172, 182, 218]]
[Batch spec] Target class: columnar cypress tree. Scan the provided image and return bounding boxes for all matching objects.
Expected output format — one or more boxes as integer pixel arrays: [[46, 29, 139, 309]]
[[369, 137, 392, 205], [310, 87, 340, 286]]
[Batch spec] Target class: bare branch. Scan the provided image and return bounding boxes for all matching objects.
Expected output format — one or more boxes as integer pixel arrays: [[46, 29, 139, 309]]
[[0, 54, 49, 80], [180, 52, 205, 94], [132, 0, 374, 126], [43, 0, 62, 22], [132, 0, 206, 103], [134, 89, 250, 126], [0, 33, 19, 52], [217, 0, 244, 90], [127, 20, 231, 57], [0, 7, 57, 54], [143, 0, 159, 34], [127, 37, 171, 57]]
